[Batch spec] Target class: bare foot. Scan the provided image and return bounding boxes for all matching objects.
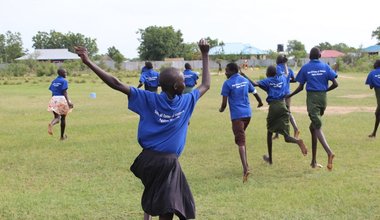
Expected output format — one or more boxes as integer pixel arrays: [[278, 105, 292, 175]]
[[243, 170, 250, 183], [60, 135, 67, 141], [310, 163, 323, 168], [297, 139, 307, 156], [294, 130, 300, 139], [368, 133, 376, 138], [263, 155, 272, 165], [48, 124, 53, 135], [327, 154, 335, 171]]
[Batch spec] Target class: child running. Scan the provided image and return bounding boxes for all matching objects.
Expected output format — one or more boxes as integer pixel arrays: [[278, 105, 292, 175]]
[[250, 65, 307, 165], [272, 55, 300, 140], [365, 59, 380, 138], [137, 61, 160, 92], [219, 63, 263, 183], [47, 68, 73, 140], [75, 39, 210, 220], [183, 63, 199, 93], [287, 47, 338, 170]]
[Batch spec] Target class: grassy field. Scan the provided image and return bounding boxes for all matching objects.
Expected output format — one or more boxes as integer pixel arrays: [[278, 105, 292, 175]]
[[0, 69, 379, 219]]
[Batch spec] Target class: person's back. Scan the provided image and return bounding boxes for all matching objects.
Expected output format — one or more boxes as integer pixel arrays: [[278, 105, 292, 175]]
[[297, 60, 336, 91], [223, 73, 252, 120], [259, 74, 289, 103]]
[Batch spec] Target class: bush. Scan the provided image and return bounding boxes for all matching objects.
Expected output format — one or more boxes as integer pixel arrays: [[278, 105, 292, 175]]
[[0, 63, 29, 76]]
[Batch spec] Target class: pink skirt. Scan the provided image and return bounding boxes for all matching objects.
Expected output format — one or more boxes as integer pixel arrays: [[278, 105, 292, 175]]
[[47, 96, 72, 115]]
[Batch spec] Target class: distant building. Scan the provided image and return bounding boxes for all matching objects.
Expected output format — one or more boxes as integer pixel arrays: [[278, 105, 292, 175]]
[[209, 43, 268, 59], [362, 45, 380, 55], [320, 50, 345, 58], [16, 49, 80, 63]]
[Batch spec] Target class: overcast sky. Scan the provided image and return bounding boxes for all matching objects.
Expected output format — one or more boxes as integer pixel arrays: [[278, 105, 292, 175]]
[[1, 0, 379, 58]]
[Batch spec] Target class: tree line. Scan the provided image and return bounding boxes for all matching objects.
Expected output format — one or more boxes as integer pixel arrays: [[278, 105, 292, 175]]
[[1, 26, 380, 64]]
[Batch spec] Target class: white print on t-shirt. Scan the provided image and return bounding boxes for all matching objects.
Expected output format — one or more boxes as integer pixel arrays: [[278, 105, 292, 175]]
[[374, 74, 380, 79], [269, 81, 284, 88], [232, 81, 248, 89], [52, 82, 62, 87], [307, 70, 326, 76], [147, 76, 158, 81], [155, 109, 185, 123]]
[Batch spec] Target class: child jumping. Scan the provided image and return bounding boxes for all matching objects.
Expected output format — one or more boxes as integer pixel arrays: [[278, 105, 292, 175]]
[[219, 63, 263, 183], [47, 68, 73, 140], [365, 59, 380, 138], [250, 66, 307, 165], [75, 39, 210, 220]]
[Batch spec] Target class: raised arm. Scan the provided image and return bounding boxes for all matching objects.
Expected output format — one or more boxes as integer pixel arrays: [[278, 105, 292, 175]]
[[74, 46, 130, 95], [197, 39, 210, 97]]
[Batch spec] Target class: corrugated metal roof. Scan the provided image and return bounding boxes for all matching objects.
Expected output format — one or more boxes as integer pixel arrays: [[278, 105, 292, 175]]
[[362, 45, 380, 53], [320, 50, 345, 58], [209, 43, 268, 55], [16, 49, 80, 60]]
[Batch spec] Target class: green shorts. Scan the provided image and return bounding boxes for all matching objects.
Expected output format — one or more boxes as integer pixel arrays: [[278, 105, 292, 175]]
[[307, 91, 327, 129], [375, 88, 380, 114], [267, 100, 290, 136]]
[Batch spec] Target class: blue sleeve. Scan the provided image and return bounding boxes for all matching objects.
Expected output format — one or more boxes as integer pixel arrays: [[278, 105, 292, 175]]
[[258, 78, 269, 91], [248, 80, 255, 93], [128, 87, 148, 114], [296, 68, 306, 84], [62, 80, 68, 90], [139, 73, 145, 83], [221, 81, 230, 96], [326, 66, 337, 80], [365, 72, 373, 86], [288, 68, 295, 79]]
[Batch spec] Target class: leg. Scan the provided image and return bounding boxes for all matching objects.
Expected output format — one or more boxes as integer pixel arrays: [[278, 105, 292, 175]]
[[144, 213, 152, 220], [369, 111, 380, 138], [159, 213, 174, 220], [239, 145, 250, 183], [284, 135, 307, 156], [263, 131, 273, 164], [48, 112, 60, 135], [314, 128, 334, 171], [289, 113, 300, 138], [309, 125, 322, 168], [60, 115, 67, 140]]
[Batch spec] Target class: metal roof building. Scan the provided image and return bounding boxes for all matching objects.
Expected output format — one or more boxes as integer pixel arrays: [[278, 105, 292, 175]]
[[362, 45, 380, 53], [209, 43, 268, 55], [16, 49, 80, 62]]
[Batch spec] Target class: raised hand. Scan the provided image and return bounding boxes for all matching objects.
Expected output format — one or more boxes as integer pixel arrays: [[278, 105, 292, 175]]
[[198, 38, 209, 54], [74, 46, 90, 64]]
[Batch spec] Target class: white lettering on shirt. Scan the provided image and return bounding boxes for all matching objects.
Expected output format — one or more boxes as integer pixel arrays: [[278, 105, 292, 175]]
[[154, 109, 185, 123], [232, 81, 248, 89], [269, 82, 283, 88], [307, 70, 326, 76]]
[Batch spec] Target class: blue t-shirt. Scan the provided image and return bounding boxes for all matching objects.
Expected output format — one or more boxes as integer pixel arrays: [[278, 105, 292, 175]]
[[139, 69, 160, 87], [258, 74, 290, 103], [49, 76, 68, 96], [276, 64, 295, 94], [221, 73, 256, 120], [183, 69, 199, 87], [296, 59, 337, 92], [365, 68, 380, 88], [128, 87, 200, 156]]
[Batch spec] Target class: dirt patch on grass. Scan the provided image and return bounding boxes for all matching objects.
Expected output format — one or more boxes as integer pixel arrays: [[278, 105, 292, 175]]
[[339, 94, 372, 99], [258, 106, 375, 115]]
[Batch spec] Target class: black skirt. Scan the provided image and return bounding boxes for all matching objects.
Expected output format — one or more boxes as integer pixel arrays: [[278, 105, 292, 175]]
[[130, 149, 195, 219]]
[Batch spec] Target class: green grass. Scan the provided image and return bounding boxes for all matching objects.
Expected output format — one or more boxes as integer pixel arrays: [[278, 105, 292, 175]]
[[0, 69, 379, 219]]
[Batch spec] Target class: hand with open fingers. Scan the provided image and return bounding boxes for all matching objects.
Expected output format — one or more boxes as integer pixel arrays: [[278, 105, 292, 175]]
[[198, 38, 209, 53]]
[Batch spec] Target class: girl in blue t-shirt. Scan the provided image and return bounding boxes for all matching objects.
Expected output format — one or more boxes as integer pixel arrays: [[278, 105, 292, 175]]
[[249, 66, 307, 165], [47, 68, 73, 140], [365, 59, 380, 138], [75, 39, 211, 220], [219, 63, 263, 183]]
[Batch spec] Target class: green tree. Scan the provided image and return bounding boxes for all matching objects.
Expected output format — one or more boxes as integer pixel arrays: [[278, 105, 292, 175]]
[[182, 42, 200, 60], [286, 40, 307, 60], [0, 31, 24, 63], [331, 43, 356, 53], [137, 26, 184, 60], [107, 46, 126, 69], [318, 42, 333, 50], [371, 26, 380, 44], [32, 30, 98, 56], [205, 37, 224, 48]]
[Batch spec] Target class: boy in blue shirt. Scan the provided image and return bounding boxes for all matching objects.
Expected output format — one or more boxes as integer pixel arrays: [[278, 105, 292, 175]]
[[47, 68, 73, 140], [75, 39, 210, 220], [250, 66, 307, 165], [287, 47, 338, 170], [219, 63, 263, 183], [272, 55, 300, 140], [137, 61, 160, 92], [183, 63, 199, 93], [365, 59, 380, 138]]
